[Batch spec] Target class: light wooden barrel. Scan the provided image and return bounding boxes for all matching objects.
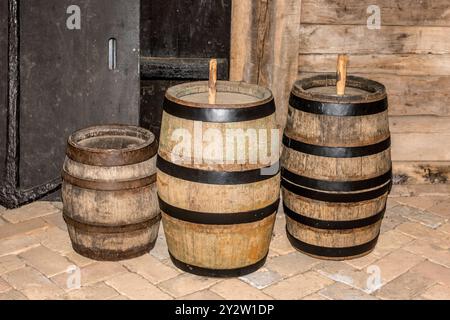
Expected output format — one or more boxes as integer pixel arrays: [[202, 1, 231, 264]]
[[157, 81, 280, 277], [62, 125, 160, 261], [282, 75, 392, 260]]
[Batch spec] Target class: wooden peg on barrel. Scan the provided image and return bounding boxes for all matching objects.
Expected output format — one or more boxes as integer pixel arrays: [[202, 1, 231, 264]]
[[336, 54, 349, 96], [209, 58, 218, 104]]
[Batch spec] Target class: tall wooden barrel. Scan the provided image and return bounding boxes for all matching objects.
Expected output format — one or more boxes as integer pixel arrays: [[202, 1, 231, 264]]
[[62, 125, 160, 261], [157, 81, 280, 277], [282, 75, 392, 260]]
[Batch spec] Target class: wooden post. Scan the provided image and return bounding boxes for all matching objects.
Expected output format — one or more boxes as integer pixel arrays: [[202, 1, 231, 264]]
[[336, 54, 349, 96], [209, 59, 217, 104]]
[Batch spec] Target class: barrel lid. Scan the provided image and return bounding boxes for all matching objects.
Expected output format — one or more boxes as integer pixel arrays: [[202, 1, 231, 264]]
[[166, 81, 273, 108], [292, 74, 387, 104], [163, 81, 275, 123], [66, 125, 158, 166]]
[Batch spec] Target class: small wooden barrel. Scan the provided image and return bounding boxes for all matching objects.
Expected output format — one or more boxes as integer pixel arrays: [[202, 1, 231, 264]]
[[282, 75, 392, 260], [157, 81, 280, 277], [62, 125, 160, 261]]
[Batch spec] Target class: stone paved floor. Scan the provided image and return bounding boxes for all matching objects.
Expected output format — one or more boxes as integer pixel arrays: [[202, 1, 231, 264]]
[[0, 195, 449, 300]]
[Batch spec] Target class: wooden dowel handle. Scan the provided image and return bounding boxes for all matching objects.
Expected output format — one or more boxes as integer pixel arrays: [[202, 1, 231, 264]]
[[209, 59, 217, 104], [336, 54, 349, 96]]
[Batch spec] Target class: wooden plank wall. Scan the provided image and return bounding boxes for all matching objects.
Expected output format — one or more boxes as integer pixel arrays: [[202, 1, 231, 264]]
[[299, 0, 450, 186]]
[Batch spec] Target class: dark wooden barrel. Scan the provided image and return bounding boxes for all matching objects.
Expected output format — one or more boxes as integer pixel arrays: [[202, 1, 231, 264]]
[[62, 125, 160, 261], [157, 81, 280, 277], [282, 75, 392, 260]]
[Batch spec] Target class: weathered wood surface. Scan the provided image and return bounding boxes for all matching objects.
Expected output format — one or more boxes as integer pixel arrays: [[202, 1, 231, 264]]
[[140, 57, 229, 80], [230, 0, 301, 128], [390, 117, 450, 162], [301, 0, 450, 26], [62, 126, 160, 261], [389, 116, 450, 134], [391, 133, 450, 161], [0, 0, 7, 178], [299, 73, 450, 116], [282, 77, 391, 260], [299, 54, 450, 76], [158, 81, 280, 272], [300, 25, 450, 54]]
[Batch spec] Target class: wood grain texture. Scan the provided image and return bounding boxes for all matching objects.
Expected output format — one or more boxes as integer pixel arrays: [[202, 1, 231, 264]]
[[282, 81, 391, 260], [0, 0, 7, 179], [301, 0, 450, 26], [389, 116, 450, 133], [230, 0, 301, 128], [299, 54, 450, 76], [391, 133, 450, 161], [299, 25, 450, 54], [62, 127, 159, 261], [299, 73, 450, 116], [158, 81, 281, 271]]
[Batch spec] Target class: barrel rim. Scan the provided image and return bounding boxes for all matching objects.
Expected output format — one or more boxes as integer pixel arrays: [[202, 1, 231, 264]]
[[165, 80, 274, 109], [67, 124, 158, 166], [292, 74, 387, 103]]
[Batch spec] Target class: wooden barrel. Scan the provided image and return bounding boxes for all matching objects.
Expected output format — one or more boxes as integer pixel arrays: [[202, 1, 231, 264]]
[[157, 81, 280, 277], [62, 125, 160, 261], [281, 75, 392, 260]]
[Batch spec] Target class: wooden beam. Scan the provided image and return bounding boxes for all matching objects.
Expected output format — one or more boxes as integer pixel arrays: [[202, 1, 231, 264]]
[[230, 0, 301, 128]]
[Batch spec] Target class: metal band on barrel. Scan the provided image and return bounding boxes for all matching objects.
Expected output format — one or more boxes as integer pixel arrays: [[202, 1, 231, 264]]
[[289, 93, 388, 116], [66, 139, 158, 167], [159, 196, 279, 225], [281, 168, 392, 192], [281, 178, 391, 203], [63, 212, 161, 234], [283, 203, 386, 230], [163, 97, 276, 122], [286, 230, 380, 258], [282, 134, 391, 158], [62, 171, 156, 191], [169, 252, 268, 278], [157, 155, 280, 185]]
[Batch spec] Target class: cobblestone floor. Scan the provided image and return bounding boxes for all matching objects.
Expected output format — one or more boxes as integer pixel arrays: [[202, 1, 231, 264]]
[[0, 194, 449, 300]]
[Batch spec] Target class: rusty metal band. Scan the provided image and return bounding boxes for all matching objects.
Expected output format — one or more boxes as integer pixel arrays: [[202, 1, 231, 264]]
[[63, 212, 161, 234], [284, 203, 386, 230], [163, 97, 276, 122], [62, 171, 156, 191], [289, 93, 388, 116], [159, 196, 279, 225], [283, 134, 391, 158], [66, 139, 158, 167], [286, 229, 380, 258], [71, 241, 156, 261], [169, 252, 268, 278]]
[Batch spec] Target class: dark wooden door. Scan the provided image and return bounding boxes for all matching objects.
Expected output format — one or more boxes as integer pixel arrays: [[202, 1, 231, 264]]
[[140, 0, 232, 136], [0, 0, 140, 207]]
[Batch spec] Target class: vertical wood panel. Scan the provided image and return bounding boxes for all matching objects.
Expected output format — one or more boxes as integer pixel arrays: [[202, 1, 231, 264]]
[[230, 0, 301, 128], [0, 0, 7, 180]]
